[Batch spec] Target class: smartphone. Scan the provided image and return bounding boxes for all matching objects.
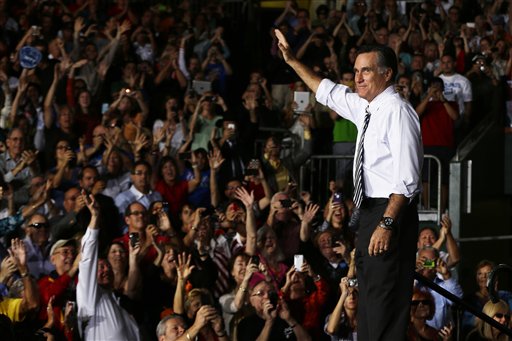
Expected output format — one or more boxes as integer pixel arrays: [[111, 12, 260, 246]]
[[178, 151, 192, 160], [466, 22, 475, 28], [348, 278, 358, 287], [162, 201, 169, 213], [129, 232, 139, 247], [251, 255, 260, 266], [294, 254, 304, 271], [423, 259, 436, 269], [268, 291, 279, 309], [280, 199, 292, 208], [245, 168, 258, 176], [101, 103, 109, 114], [333, 192, 343, 204], [192, 80, 212, 95], [294, 91, 310, 112], [227, 123, 235, 130]]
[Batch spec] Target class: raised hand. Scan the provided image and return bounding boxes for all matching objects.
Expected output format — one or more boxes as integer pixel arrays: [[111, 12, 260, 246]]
[[234, 187, 254, 208], [275, 29, 295, 63], [81, 190, 99, 217], [9, 238, 27, 269], [175, 252, 196, 280], [208, 149, 225, 170], [301, 203, 319, 224], [0, 256, 17, 283]]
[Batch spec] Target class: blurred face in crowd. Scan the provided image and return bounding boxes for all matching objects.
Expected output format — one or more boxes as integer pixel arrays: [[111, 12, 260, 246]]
[[260, 230, 277, 257], [417, 228, 437, 249], [180, 205, 194, 230], [108, 243, 127, 271], [29, 175, 45, 197], [159, 316, 187, 341], [58, 106, 74, 130], [107, 150, 123, 175], [476, 264, 493, 291], [97, 258, 114, 288], [51, 244, 76, 275], [344, 287, 359, 311], [26, 214, 50, 247], [78, 91, 91, 109], [317, 231, 337, 261], [231, 254, 247, 285], [410, 291, 433, 319], [417, 248, 437, 280], [354, 52, 392, 103], [63, 187, 80, 213], [411, 55, 424, 71], [424, 43, 437, 61], [161, 246, 177, 275], [125, 202, 147, 232], [224, 180, 241, 200], [84, 43, 98, 61], [440, 55, 455, 75], [161, 160, 177, 184], [341, 72, 355, 91], [6, 128, 24, 158], [131, 164, 150, 193], [249, 281, 273, 316], [272, 192, 292, 222], [80, 167, 98, 193], [264, 138, 281, 159]]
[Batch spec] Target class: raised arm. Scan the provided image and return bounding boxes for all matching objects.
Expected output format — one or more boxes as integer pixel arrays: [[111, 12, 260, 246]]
[[326, 277, 349, 334], [10, 239, 39, 316], [275, 29, 322, 93], [173, 252, 195, 315], [235, 187, 256, 255], [300, 203, 319, 242]]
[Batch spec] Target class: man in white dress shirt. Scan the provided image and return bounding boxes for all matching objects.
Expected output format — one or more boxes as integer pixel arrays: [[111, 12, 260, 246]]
[[77, 193, 140, 340], [275, 30, 423, 340]]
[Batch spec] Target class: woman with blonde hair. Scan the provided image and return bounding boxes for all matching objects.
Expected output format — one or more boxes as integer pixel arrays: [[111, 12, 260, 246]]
[[466, 299, 511, 341]]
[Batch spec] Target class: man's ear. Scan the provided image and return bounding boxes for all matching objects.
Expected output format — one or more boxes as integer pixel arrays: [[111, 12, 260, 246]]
[[385, 68, 393, 83]]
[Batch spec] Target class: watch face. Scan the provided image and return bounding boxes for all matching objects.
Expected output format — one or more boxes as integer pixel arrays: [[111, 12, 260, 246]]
[[383, 217, 394, 226]]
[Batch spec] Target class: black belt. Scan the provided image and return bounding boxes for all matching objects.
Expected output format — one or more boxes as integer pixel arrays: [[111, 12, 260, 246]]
[[361, 198, 388, 209]]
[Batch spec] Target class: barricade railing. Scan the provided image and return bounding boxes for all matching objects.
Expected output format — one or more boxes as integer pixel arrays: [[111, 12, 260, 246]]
[[298, 154, 442, 223]]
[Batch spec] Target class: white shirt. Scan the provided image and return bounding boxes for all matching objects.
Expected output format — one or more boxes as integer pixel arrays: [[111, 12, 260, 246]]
[[439, 73, 472, 116], [316, 80, 423, 199], [77, 228, 140, 341]]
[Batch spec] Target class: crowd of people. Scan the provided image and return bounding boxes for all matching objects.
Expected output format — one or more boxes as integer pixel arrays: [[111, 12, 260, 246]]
[[0, 0, 511, 340]]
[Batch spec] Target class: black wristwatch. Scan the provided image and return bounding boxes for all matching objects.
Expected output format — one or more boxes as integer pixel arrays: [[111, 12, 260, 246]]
[[378, 216, 395, 230]]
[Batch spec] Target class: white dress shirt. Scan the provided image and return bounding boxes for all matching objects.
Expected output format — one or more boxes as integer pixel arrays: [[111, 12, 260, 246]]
[[316, 80, 423, 199], [77, 228, 140, 341]]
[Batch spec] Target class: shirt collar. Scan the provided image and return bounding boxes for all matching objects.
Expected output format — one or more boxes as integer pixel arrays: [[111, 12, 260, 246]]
[[367, 85, 397, 113], [129, 185, 151, 200]]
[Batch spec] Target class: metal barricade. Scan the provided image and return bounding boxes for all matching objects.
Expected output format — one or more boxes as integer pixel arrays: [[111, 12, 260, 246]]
[[298, 154, 443, 224]]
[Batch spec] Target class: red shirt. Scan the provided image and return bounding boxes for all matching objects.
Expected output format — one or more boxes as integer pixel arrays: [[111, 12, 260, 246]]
[[421, 101, 458, 148], [38, 273, 77, 332], [155, 179, 189, 219], [114, 233, 172, 264]]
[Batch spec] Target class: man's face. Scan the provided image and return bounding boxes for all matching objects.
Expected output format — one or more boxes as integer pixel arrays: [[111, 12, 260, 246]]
[[6, 129, 24, 158], [131, 164, 150, 193], [317, 232, 335, 259], [80, 168, 98, 193], [97, 258, 114, 288], [159, 317, 187, 341], [63, 187, 80, 212], [354, 52, 391, 102], [51, 246, 76, 275], [417, 249, 437, 279], [341, 72, 355, 90], [59, 107, 73, 129], [440, 55, 455, 75], [125, 203, 147, 232], [26, 215, 50, 247], [417, 229, 437, 249]]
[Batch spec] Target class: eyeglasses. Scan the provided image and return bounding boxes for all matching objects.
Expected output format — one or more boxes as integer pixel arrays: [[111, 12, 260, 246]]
[[54, 249, 75, 256], [57, 145, 72, 150], [128, 210, 146, 216], [495, 313, 511, 320], [411, 299, 431, 306], [251, 290, 270, 297], [28, 222, 49, 229], [226, 186, 241, 191], [132, 170, 149, 176]]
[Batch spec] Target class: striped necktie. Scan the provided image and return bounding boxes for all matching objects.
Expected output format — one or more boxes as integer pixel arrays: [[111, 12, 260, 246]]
[[353, 106, 371, 208]]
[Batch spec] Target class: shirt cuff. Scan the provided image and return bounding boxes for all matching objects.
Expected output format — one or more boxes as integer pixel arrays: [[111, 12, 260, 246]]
[[315, 78, 337, 106]]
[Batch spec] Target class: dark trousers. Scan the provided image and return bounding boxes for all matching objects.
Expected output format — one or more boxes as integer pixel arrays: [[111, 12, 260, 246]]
[[355, 198, 418, 341]]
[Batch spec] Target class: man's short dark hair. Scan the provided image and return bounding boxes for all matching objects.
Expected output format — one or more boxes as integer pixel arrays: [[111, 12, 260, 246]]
[[131, 160, 152, 174], [79, 165, 98, 180], [357, 45, 398, 82]]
